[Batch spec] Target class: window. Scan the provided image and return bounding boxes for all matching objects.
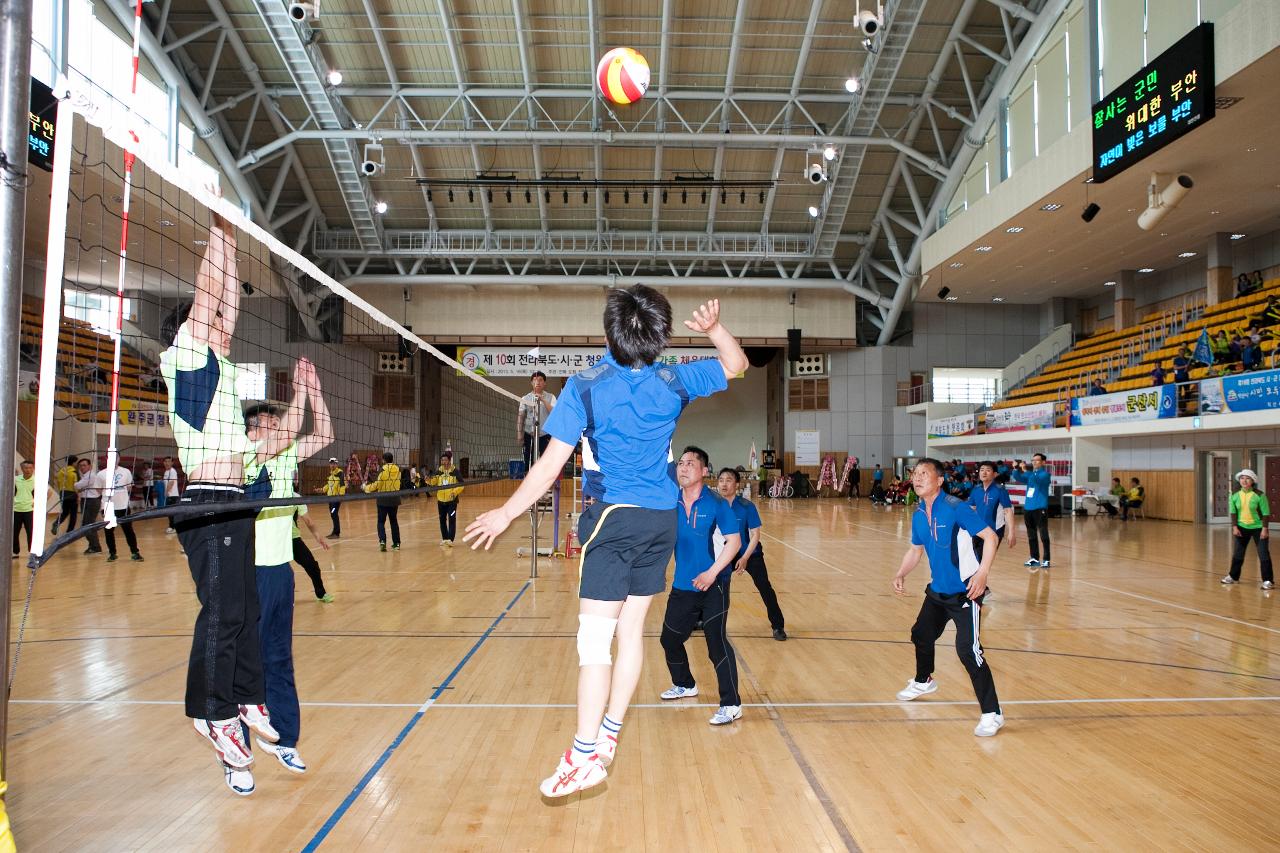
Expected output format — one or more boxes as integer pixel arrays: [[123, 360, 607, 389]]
[[373, 374, 415, 410], [932, 368, 1001, 405], [788, 378, 829, 411], [234, 363, 267, 400], [64, 288, 133, 332]]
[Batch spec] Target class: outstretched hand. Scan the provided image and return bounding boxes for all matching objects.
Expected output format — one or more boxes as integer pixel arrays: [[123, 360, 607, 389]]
[[683, 300, 722, 335], [464, 509, 514, 550]]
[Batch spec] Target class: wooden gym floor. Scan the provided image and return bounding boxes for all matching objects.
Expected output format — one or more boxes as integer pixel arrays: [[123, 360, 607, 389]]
[[5, 494, 1278, 851]]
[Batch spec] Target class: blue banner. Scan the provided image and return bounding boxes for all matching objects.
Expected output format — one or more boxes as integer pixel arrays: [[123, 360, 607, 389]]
[[1070, 385, 1178, 426], [1199, 368, 1280, 414], [1192, 328, 1214, 365]]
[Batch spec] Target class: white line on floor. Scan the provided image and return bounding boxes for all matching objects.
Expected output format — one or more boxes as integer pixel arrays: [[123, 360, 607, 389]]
[[1075, 579, 1280, 636], [760, 532, 851, 576]]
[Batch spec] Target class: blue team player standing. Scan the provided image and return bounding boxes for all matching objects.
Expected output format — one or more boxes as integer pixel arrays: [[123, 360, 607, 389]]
[[967, 461, 1017, 558], [1011, 453, 1052, 569]]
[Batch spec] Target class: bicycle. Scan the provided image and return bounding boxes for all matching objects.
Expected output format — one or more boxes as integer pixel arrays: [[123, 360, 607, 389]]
[[768, 473, 794, 499]]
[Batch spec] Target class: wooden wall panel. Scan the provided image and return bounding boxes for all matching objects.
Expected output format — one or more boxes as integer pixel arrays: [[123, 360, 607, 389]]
[[1111, 469, 1195, 522]]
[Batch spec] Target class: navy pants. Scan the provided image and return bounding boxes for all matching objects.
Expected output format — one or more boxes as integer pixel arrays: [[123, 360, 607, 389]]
[[660, 574, 741, 707], [328, 501, 341, 536], [377, 504, 400, 546], [257, 563, 300, 748]]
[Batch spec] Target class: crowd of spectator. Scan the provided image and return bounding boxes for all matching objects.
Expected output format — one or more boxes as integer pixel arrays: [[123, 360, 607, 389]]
[[1149, 292, 1280, 388]]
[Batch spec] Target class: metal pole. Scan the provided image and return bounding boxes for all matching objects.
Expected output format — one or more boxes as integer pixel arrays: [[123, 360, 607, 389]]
[[529, 405, 539, 579], [0, 0, 34, 767]]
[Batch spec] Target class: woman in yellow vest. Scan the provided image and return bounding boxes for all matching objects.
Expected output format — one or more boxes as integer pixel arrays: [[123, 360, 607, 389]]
[[429, 453, 465, 546], [363, 452, 402, 552], [320, 456, 346, 539]]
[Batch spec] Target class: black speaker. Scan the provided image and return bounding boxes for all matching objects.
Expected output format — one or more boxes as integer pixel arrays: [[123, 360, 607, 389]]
[[937, 286, 951, 300], [1081, 202, 1100, 223], [787, 328, 802, 362]]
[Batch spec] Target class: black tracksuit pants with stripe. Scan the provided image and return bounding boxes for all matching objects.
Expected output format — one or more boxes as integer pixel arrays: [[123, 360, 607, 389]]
[[911, 584, 1000, 714], [661, 574, 740, 707]]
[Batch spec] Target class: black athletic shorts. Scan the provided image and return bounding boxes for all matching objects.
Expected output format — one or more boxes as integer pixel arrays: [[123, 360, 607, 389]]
[[577, 501, 677, 601]]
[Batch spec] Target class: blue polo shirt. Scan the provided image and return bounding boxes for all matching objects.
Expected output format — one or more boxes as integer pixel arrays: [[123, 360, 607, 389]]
[[911, 494, 992, 595], [673, 485, 739, 591], [967, 482, 1011, 532], [544, 352, 728, 510], [726, 495, 763, 558], [1011, 467, 1052, 511]]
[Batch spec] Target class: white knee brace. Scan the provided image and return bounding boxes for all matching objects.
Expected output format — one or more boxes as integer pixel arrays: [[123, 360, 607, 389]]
[[577, 614, 618, 666]]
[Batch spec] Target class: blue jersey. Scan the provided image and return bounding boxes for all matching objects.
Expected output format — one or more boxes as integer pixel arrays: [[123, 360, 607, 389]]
[[967, 482, 1011, 531], [1011, 467, 1052, 511], [673, 486, 739, 591], [911, 494, 992, 595], [727, 495, 763, 558], [544, 353, 727, 510]]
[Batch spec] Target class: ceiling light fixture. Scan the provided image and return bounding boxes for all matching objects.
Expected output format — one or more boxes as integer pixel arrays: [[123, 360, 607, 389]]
[[823, 144, 837, 162], [844, 77, 860, 94], [949, 262, 964, 269], [327, 69, 343, 86], [374, 200, 388, 214], [1006, 226, 1024, 233], [991, 296, 1005, 303], [807, 205, 820, 218], [1177, 251, 1196, 258], [193, 239, 207, 246], [1040, 203, 1062, 211], [1138, 267, 1155, 273], [1103, 280, 1117, 287], [1231, 233, 1246, 240], [974, 245, 993, 252], [157, 219, 176, 227], [944, 295, 959, 302]]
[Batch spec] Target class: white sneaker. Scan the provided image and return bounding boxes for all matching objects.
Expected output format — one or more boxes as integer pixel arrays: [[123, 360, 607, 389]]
[[896, 678, 938, 701], [220, 760, 255, 796], [257, 737, 307, 774], [539, 750, 607, 798], [1263, 581, 1275, 590], [165, 527, 176, 534], [595, 731, 617, 767], [709, 705, 742, 726], [239, 704, 279, 743], [1040, 560, 1051, 569], [440, 539, 448, 546], [1221, 576, 1239, 584], [195, 718, 253, 768], [660, 684, 699, 700], [1024, 558, 1040, 569], [974, 712, 1004, 737]]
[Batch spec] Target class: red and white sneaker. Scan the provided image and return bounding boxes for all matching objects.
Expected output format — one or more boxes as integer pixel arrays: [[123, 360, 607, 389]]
[[195, 717, 254, 768], [595, 732, 618, 767], [239, 704, 279, 743], [539, 750, 607, 798]]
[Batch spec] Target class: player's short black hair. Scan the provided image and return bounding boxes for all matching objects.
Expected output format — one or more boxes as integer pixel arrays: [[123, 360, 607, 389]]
[[383, 451, 394, 463], [243, 403, 281, 426], [603, 284, 672, 368], [21, 459, 33, 466], [717, 467, 740, 482], [66, 455, 78, 465], [915, 457, 945, 477], [681, 445, 710, 469], [1032, 452, 1047, 462], [531, 370, 547, 380], [978, 460, 996, 472]]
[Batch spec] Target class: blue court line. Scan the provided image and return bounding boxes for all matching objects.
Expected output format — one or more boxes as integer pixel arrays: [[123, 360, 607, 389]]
[[301, 580, 532, 852]]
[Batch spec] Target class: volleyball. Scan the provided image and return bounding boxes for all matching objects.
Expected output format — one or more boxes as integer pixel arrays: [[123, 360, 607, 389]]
[[596, 47, 650, 106]]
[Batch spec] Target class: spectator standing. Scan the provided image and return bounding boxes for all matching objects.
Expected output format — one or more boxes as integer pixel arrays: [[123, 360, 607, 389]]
[[321, 457, 345, 539], [99, 463, 142, 562], [52, 455, 79, 535], [141, 463, 155, 507], [1150, 363, 1167, 386], [1088, 378, 1108, 396], [1221, 469, 1272, 589], [13, 461, 35, 558], [1011, 454, 1053, 569], [517, 371, 557, 473], [74, 458, 103, 555]]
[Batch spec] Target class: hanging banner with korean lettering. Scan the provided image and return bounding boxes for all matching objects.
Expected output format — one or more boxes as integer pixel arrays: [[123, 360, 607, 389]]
[[457, 345, 715, 377], [1199, 369, 1280, 414], [926, 413, 976, 439], [1070, 386, 1177, 426], [984, 402, 1056, 433], [1092, 23, 1214, 182], [30, 77, 57, 172]]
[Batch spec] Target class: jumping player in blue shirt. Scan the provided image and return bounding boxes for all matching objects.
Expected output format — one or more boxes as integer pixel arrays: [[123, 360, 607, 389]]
[[892, 458, 1005, 737], [465, 286, 747, 798]]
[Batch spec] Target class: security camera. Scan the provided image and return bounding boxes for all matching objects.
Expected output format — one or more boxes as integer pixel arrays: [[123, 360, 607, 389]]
[[806, 162, 827, 184], [1137, 173, 1193, 231], [288, 2, 318, 22], [855, 9, 883, 37], [361, 142, 385, 177]]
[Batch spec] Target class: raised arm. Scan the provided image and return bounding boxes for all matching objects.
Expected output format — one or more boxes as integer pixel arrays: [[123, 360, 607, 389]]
[[684, 300, 748, 379], [188, 209, 240, 349], [296, 373, 334, 461], [465, 438, 575, 549]]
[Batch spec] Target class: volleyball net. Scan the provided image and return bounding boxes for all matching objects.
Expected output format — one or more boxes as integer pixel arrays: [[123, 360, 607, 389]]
[[26, 97, 522, 566]]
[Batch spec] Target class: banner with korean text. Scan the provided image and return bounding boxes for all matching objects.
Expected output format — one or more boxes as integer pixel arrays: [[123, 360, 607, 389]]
[[1070, 386, 1177, 426], [1199, 368, 1280, 414], [984, 402, 1055, 433], [458, 346, 716, 377], [926, 413, 977, 439]]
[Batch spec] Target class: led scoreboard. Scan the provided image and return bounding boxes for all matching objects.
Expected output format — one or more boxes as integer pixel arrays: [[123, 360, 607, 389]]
[[30, 77, 57, 172], [1091, 23, 1215, 183]]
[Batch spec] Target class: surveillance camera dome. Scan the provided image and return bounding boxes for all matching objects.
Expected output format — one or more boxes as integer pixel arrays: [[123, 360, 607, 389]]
[[288, 2, 316, 22], [360, 160, 382, 177], [806, 163, 826, 184], [855, 9, 883, 37]]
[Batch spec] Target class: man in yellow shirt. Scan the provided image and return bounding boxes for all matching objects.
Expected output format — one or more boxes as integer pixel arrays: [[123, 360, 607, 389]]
[[364, 452, 402, 552], [51, 455, 79, 535], [429, 453, 465, 546], [321, 456, 345, 539], [13, 461, 35, 558]]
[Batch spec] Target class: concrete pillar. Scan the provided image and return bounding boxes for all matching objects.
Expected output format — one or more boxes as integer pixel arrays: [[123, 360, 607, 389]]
[[1114, 269, 1137, 331], [1205, 232, 1233, 305]]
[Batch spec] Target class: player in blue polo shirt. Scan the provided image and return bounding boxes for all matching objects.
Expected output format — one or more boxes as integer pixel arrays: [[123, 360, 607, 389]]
[[892, 458, 1005, 738], [967, 460, 1016, 559], [1011, 453, 1053, 569], [658, 448, 743, 726], [465, 286, 747, 798], [715, 467, 786, 640]]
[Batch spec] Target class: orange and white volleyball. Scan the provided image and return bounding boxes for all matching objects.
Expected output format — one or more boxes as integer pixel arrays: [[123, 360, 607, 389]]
[[596, 47, 650, 105]]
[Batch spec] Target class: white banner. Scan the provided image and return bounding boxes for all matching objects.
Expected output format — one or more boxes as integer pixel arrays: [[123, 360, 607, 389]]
[[985, 402, 1055, 433], [458, 345, 716, 377], [794, 430, 820, 466], [926, 413, 976, 439]]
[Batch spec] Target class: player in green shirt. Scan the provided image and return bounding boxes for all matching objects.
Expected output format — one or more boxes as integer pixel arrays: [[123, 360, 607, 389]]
[[13, 461, 35, 558], [1222, 469, 1272, 589]]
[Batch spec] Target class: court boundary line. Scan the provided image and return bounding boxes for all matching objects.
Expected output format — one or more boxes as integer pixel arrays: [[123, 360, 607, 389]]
[[13, 695, 1280, 710], [760, 532, 851, 575], [1075, 580, 1280, 636], [299, 580, 531, 853]]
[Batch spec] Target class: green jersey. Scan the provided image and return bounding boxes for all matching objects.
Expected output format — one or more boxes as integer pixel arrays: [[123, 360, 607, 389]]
[[246, 444, 299, 566], [13, 475, 35, 513], [160, 323, 257, 471], [1230, 489, 1271, 530]]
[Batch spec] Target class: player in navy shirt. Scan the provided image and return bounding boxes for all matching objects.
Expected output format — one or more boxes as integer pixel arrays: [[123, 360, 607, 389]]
[[659, 448, 743, 725], [967, 461, 1016, 559], [716, 467, 786, 639], [892, 458, 1005, 737], [465, 286, 747, 798]]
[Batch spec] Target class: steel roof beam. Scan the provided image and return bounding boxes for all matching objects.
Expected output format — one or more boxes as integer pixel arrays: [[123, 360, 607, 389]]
[[510, 0, 551, 233], [760, 0, 823, 236], [704, 0, 749, 237], [432, 0, 495, 234], [649, 0, 673, 234]]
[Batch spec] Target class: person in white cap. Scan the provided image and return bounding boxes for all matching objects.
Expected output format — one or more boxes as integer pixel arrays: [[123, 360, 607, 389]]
[[321, 456, 346, 539], [1221, 469, 1272, 589]]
